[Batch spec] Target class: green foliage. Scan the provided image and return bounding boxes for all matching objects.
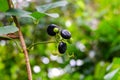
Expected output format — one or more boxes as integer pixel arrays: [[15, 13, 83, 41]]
[[104, 68, 120, 80], [104, 58, 120, 80], [0, 0, 120, 80], [5, 1, 67, 20], [94, 62, 109, 80], [36, 1, 68, 12], [30, 12, 46, 20], [6, 8, 31, 17], [0, 0, 9, 12], [0, 26, 18, 35]]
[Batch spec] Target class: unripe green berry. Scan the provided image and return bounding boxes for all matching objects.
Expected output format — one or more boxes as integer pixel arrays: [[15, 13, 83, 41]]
[[53, 28, 59, 33]]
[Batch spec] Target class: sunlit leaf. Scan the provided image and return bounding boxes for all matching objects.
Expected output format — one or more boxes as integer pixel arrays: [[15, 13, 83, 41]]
[[30, 11, 45, 20], [94, 62, 109, 80], [30, 11, 59, 20], [0, 26, 18, 35], [104, 68, 120, 80], [45, 13, 59, 18], [36, 1, 68, 12], [106, 63, 113, 71], [112, 58, 120, 64], [0, 0, 9, 12]]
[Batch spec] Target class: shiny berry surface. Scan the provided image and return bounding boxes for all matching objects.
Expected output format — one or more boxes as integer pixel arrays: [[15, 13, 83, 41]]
[[58, 42, 67, 53], [47, 24, 58, 36], [60, 30, 71, 39]]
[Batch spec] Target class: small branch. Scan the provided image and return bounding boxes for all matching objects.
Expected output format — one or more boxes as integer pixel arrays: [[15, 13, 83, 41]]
[[0, 34, 19, 40], [7, 0, 32, 80], [28, 41, 56, 49]]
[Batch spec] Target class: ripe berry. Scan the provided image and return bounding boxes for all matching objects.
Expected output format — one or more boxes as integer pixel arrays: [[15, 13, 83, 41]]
[[58, 42, 67, 54], [60, 30, 71, 39], [47, 24, 59, 36]]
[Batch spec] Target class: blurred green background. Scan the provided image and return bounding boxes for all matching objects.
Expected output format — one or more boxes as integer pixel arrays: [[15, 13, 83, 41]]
[[0, 0, 120, 80]]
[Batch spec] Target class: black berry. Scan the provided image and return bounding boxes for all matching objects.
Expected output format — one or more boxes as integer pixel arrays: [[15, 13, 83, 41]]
[[58, 42, 67, 54], [60, 30, 71, 39], [47, 24, 58, 36]]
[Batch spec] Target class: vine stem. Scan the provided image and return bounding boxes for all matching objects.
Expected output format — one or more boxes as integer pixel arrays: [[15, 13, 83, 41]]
[[7, 0, 32, 80]]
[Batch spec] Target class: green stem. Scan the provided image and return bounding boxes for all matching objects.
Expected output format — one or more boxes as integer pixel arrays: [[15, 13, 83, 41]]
[[28, 41, 56, 49]]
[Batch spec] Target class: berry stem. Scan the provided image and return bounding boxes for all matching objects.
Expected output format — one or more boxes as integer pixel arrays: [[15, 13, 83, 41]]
[[28, 41, 56, 49]]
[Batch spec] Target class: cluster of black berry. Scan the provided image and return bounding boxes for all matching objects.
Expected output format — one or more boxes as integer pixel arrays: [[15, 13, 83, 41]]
[[47, 24, 72, 54]]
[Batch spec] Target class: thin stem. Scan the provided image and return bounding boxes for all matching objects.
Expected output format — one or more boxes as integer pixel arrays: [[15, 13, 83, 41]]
[[28, 41, 56, 49], [7, 0, 32, 80]]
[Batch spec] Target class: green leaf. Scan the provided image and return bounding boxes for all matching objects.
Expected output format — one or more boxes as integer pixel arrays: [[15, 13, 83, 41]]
[[112, 58, 120, 64], [36, 1, 68, 12], [45, 13, 59, 18], [30, 12, 46, 20], [106, 63, 113, 71], [104, 58, 120, 80], [0, 0, 9, 12], [30, 11, 59, 20], [104, 68, 120, 80], [0, 26, 18, 35], [94, 62, 109, 80], [6, 8, 31, 17]]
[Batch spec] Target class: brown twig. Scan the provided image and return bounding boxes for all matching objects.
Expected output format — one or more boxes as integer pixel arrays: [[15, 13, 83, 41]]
[[7, 0, 32, 80], [0, 33, 19, 40]]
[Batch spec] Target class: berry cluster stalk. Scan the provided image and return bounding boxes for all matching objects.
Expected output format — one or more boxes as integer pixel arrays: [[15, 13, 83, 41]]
[[7, 0, 32, 80]]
